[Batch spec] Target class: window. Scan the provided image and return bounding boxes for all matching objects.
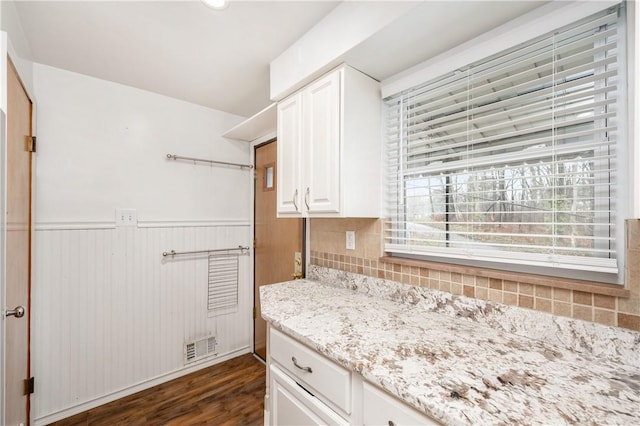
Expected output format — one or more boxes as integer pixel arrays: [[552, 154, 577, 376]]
[[384, 5, 626, 283]]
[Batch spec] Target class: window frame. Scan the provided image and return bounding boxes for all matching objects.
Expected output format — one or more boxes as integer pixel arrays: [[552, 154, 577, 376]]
[[383, 3, 629, 285]]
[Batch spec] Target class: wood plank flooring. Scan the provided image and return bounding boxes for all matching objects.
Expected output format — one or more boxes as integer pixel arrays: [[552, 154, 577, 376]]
[[49, 354, 265, 426]]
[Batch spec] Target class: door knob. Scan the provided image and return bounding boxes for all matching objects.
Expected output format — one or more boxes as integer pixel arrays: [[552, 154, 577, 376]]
[[5, 306, 25, 318]]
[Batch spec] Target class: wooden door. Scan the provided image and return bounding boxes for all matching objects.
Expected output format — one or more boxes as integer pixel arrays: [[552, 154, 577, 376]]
[[304, 70, 341, 214], [5, 58, 33, 425], [254, 141, 303, 360]]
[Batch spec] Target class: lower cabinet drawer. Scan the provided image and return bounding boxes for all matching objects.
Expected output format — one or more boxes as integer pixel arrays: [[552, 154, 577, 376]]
[[363, 382, 441, 426], [271, 364, 349, 426], [270, 328, 351, 413]]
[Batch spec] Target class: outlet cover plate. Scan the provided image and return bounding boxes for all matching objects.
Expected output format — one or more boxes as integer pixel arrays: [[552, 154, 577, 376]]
[[346, 231, 355, 250]]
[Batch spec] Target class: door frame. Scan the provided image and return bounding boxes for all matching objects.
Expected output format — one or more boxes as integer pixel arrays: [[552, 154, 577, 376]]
[[249, 134, 274, 357], [249, 134, 307, 357], [1, 37, 37, 425]]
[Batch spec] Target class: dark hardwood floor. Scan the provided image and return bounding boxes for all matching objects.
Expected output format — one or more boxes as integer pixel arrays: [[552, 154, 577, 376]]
[[49, 354, 266, 426]]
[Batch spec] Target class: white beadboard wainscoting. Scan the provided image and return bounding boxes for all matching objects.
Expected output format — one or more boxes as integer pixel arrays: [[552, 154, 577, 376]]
[[32, 222, 252, 424]]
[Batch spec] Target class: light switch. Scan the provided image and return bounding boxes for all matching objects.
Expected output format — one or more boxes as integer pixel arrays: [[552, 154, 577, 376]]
[[115, 208, 137, 227], [346, 231, 355, 250]]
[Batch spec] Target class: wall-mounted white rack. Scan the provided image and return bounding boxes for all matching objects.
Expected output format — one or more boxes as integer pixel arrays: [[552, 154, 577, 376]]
[[222, 103, 276, 142], [166, 154, 253, 170]]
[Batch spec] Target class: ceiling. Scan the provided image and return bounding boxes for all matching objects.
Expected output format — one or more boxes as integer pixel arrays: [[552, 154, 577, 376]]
[[14, 0, 339, 117], [13, 0, 547, 118]]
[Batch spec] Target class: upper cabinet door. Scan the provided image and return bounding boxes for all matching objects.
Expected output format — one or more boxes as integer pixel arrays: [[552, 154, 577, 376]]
[[276, 64, 381, 218], [276, 93, 303, 215], [303, 70, 341, 214]]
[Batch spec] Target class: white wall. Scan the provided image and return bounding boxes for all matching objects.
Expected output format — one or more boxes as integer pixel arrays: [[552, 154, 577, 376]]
[[1, 0, 34, 98], [34, 64, 249, 224], [31, 64, 253, 424]]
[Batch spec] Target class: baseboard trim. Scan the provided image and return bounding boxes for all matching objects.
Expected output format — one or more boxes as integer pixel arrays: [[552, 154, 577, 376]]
[[34, 347, 251, 426]]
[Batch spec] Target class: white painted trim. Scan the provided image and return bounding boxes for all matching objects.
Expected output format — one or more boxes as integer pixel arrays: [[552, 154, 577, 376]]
[[305, 216, 310, 277], [34, 220, 251, 231], [32, 347, 251, 426], [249, 138, 259, 355], [251, 131, 277, 146], [0, 32, 7, 426], [632, 0, 640, 217], [381, 0, 622, 98], [34, 221, 116, 231], [249, 135, 276, 356], [1, 32, 7, 113]]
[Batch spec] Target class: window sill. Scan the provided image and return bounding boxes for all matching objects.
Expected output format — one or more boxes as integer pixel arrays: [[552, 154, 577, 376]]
[[379, 256, 631, 298]]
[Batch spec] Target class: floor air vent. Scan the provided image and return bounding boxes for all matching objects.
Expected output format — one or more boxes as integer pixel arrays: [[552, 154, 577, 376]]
[[184, 336, 218, 364]]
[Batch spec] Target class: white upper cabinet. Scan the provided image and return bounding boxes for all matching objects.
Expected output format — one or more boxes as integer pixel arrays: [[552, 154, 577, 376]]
[[304, 71, 341, 214], [276, 93, 303, 214], [277, 64, 381, 218]]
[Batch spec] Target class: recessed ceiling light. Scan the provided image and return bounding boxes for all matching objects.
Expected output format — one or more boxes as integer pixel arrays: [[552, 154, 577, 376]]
[[202, 0, 229, 10]]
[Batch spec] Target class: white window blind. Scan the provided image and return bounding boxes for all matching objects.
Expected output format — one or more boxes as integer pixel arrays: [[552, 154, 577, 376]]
[[385, 5, 624, 278]]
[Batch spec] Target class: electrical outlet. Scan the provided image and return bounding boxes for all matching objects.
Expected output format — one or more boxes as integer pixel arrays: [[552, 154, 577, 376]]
[[346, 231, 355, 250], [292, 251, 303, 279], [294, 252, 302, 273], [115, 208, 137, 227]]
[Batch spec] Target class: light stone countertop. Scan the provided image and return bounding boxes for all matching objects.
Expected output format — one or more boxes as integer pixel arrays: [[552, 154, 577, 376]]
[[260, 267, 640, 426]]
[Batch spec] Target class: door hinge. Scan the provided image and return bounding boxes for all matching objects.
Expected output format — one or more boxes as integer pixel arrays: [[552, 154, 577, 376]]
[[253, 238, 257, 249], [253, 307, 257, 319], [253, 170, 257, 180], [24, 377, 34, 395], [27, 136, 37, 153]]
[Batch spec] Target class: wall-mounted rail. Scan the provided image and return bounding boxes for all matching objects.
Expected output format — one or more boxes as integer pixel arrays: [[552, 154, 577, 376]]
[[162, 245, 250, 258], [166, 154, 253, 170]]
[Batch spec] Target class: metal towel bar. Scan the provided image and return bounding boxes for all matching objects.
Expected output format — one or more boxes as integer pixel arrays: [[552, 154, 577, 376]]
[[162, 245, 250, 257], [166, 153, 253, 169]]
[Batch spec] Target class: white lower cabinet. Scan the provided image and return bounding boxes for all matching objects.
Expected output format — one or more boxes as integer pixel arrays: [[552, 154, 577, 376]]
[[363, 382, 441, 426], [269, 327, 351, 414], [266, 326, 441, 426], [267, 327, 351, 425], [270, 364, 349, 426]]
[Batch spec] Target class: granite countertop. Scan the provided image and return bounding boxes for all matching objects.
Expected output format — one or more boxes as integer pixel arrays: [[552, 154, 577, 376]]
[[260, 267, 640, 425]]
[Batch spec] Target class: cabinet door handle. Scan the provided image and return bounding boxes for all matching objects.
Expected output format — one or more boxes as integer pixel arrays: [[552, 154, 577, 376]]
[[291, 356, 312, 373], [304, 187, 310, 210], [293, 189, 299, 211]]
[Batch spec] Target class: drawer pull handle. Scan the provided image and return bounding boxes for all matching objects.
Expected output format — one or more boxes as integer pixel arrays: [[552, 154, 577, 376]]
[[291, 356, 312, 373]]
